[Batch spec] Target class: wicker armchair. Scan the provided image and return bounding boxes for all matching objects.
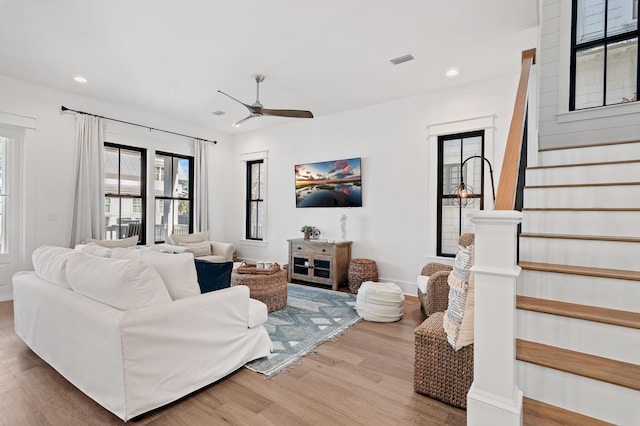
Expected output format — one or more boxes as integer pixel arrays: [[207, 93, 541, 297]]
[[414, 233, 475, 409], [417, 233, 475, 316]]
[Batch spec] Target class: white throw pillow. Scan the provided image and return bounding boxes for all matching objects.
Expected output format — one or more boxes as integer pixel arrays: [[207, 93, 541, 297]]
[[138, 250, 201, 300], [32, 245, 84, 289], [168, 231, 208, 245], [179, 241, 212, 257], [78, 242, 113, 258], [443, 244, 475, 351], [87, 236, 139, 248], [66, 255, 171, 310]]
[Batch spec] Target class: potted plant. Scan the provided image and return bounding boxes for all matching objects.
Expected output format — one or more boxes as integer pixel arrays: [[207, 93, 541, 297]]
[[300, 225, 314, 240]]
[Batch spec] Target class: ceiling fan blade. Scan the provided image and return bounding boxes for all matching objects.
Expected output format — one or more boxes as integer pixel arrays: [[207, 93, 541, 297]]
[[261, 108, 314, 119], [217, 90, 259, 113], [232, 114, 260, 127]]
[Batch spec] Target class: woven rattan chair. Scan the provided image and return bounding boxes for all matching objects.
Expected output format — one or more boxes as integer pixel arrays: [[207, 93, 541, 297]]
[[414, 233, 475, 409], [417, 233, 474, 317]]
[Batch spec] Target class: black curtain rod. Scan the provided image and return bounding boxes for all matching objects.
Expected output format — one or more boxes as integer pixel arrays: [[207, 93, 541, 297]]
[[60, 105, 217, 144]]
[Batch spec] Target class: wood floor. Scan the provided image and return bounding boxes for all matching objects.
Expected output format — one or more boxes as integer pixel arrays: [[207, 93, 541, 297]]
[[0, 295, 466, 425]]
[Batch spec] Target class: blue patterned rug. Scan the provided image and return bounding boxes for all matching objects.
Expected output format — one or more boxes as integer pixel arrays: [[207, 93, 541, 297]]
[[245, 283, 361, 377]]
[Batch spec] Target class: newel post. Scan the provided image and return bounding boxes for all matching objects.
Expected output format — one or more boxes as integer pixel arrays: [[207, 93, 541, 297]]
[[467, 210, 523, 426]]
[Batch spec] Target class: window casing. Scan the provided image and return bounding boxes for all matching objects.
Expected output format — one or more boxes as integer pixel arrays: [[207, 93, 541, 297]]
[[571, 0, 639, 110], [0, 134, 9, 254], [104, 143, 146, 244], [154, 152, 194, 243], [246, 159, 265, 240], [436, 131, 485, 257]]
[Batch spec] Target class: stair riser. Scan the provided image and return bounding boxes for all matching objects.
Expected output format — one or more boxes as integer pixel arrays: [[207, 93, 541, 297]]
[[518, 270, 640, 313], [522, 210, 640, 237], [523, 185, 640, 209], [516, 310, 640, 364], [526, 162, 640, 186], [539, 143, 640, 166], [519, 237, 640, 271], [517, 361, 639, 425]]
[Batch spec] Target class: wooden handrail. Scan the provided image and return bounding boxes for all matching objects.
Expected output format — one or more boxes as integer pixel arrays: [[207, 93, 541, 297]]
[[495, 49, 536, 210]]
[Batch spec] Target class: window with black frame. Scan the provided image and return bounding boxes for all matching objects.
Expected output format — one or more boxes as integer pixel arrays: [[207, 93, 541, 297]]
[[154, 152, 194, 243], [571, 0, 639, 110], [246, 159, 265, 240], [104, 143, 146, 244], [437, 131, 484, 257]]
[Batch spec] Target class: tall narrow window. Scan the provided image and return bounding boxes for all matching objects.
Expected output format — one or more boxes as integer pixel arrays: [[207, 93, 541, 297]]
[[571, 0, 639, 110], [154, 152, 193, 243], [246, 159, 265, 240], [437, 131, 485, 257], [104, 143, 146, 244]]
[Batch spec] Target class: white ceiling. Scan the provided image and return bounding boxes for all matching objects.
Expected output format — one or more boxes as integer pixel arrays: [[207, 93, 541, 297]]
[[0, 0, 538, 134]]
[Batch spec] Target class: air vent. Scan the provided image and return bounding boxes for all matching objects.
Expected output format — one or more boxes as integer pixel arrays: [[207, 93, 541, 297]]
[[211, 110, 226, 116], [390, 54, 414, 65]]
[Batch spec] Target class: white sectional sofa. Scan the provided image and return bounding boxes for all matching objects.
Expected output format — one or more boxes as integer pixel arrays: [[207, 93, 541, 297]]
[[12, 246, 272, 421]]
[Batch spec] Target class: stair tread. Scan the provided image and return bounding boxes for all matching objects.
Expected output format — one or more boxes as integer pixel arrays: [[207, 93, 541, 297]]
[[519, 261, 640, 281], [517, 295, 640, 329], [520, 233, 640, 243], [516, 339, 640, 391], [526, 181, 640, 189], [523, 397, 614, 426], [528, 159, 640, 170], [538, 139, 640, 152], [523, 207, 640, 211]]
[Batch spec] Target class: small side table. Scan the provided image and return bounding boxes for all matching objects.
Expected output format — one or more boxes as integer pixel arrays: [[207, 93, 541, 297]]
[[231, 268, 288, 312]]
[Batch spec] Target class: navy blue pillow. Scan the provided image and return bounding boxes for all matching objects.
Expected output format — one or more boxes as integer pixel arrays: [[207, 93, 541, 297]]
[[194, 260, 233, 293]]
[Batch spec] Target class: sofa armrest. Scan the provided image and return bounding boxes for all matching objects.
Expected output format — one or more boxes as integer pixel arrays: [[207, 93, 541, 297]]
[[119, 285, 271, 418], [210, 241, 235, 261]]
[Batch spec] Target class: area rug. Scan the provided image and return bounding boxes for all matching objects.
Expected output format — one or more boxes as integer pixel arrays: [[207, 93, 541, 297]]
[[245, 283, 361, 377]]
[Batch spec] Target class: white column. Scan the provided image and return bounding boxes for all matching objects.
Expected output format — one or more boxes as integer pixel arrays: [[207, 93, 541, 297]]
[[467, 210, 523, 426]]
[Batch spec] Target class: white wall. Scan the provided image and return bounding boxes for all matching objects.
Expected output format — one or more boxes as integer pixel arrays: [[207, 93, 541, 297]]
[[538, 0, 640, 149], [0, 74, 230, 299], [229, 74, 520, 293]]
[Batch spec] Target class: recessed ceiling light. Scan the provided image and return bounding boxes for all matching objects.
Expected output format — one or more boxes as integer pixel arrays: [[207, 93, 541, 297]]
[[74, 76, 88, 83], [211, 110, 225, 116], [446, 68, 459, 77]]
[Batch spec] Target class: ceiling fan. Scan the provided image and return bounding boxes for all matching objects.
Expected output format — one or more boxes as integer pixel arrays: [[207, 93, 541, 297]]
[[218, 75, 314, 127]]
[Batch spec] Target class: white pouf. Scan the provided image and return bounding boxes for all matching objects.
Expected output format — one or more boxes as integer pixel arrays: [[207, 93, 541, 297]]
[[355, 281, 404, 322]]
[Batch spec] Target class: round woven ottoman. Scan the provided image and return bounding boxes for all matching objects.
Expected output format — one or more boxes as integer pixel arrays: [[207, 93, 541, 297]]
[[231, 268, 288, 312], [348, 258, 378, 293]]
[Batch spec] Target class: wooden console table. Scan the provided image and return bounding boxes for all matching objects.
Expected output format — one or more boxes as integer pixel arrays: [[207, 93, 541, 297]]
[[287, 239, 352, 290]]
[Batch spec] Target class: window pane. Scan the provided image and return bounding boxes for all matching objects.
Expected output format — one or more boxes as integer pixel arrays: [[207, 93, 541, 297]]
[[155, 199, 170, 242], [120, 149, 142, 196], [462, 136, 483, 193], [174, 200, 190, 236], [177, 158, 190, 199], [250, 162, 263, 200], [155, 155, 169, 197], [606, 37, 638, 104], [442, 139, 461, 195], [249, 200, 264, 239], [607, 0, 638, 37], [576, 0, 605, 44], [575, 45, 605, 109], [104, 146, 119, 193]]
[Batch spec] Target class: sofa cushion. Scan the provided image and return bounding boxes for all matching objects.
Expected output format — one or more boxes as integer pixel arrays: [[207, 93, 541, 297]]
[[66, 255, 171, 310], [32, 245, 83, 289], [179, 241, 212, 257], [87, 236, 139, 248], [443, 244, 475, 351], [75, 243, 113, 258], [168, 231, 208, 245], [194, 260, 233, 293], [136, 251, 201, 300]]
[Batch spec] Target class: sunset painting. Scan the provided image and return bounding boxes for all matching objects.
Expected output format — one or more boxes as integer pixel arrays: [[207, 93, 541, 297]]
[[295, 157, 362, 208]]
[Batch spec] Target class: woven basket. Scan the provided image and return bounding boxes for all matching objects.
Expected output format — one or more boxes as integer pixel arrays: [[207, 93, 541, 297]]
[[348, 258, 378, 293], [231, 268, 288, 312]]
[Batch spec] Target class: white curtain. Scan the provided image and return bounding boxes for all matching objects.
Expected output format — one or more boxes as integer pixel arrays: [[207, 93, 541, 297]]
[[70, 114, 104, 247], [193, 138, 209, 233]]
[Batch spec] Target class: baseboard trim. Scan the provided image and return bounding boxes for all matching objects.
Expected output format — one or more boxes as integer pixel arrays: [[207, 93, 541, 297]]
[[0, 284, 13, 301], [467, 383, 523, 426]]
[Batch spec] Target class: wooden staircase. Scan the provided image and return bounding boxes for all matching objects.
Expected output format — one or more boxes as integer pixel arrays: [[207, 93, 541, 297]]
[[516, 141, 640, 425]]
